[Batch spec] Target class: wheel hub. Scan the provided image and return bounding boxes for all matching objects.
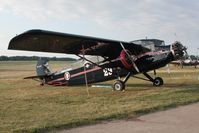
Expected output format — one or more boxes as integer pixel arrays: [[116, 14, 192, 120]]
[[115, 84, 121, 91], [155, 80, 160, 85]]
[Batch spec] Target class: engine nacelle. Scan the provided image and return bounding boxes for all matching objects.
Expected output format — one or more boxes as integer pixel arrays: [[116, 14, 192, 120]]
[[171, 41, 185, 59], [120, 49, 134, 70]]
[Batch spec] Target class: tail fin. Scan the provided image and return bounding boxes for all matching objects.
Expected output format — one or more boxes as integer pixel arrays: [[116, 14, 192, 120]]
[[36, 58, 51, 76]]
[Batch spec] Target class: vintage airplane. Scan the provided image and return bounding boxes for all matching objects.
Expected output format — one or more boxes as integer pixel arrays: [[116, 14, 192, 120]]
[[8, 29, 186, 91], [170, 46, 199, 68], [171, 58, 199, 68]]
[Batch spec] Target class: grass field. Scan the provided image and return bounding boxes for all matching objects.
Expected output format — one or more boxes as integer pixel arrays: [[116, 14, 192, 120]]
[[0, 61, 199, 133]]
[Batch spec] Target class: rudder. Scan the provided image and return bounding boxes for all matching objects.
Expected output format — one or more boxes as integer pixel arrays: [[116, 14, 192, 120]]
[[36, 58, 51, 76]]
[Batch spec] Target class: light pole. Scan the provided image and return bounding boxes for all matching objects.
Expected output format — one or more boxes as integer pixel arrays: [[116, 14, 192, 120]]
[[197, 48, 199, 81], [197, 48, 199, 61]]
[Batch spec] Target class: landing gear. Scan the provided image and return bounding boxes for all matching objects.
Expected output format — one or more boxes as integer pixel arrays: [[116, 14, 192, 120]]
[[113, 72, 132, 91], [153, 77, 164, 86], [40, 82, 44, 86], [113, 71, 164, 91], [113, 80, 125, 91], [40, 78, 45, 86], [143, 72, 164, 86]]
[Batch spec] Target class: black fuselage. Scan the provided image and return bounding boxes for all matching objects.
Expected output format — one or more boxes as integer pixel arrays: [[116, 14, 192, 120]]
[[44, 51, 174, 86]]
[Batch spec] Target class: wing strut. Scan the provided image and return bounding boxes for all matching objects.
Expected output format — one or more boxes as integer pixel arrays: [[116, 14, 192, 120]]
[[76, 54, 101, 68], [82, 45, 90, 97]]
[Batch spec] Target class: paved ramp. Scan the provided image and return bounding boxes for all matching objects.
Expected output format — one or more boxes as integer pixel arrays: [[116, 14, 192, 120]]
[[57, 103, 199, 133]]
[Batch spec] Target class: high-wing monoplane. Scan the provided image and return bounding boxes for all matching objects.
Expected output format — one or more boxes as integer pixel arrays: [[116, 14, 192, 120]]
[[8, 30, 186, 91]]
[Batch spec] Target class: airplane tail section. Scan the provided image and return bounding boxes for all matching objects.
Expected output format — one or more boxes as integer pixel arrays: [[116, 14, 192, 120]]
[[23, 58, 52, 86], [36, 58, 51, 76], [24, 58, 54, 85]]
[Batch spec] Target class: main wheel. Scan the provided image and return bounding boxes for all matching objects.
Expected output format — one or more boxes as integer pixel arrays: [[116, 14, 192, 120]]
[[153, 77, 164, 86], [113, 80, 125, 91]]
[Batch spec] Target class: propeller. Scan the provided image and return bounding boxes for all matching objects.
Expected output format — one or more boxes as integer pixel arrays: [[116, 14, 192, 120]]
[[120, 42, 140, 73]]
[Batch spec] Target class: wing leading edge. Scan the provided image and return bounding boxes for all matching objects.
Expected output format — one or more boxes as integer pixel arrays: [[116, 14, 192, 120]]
[[8, 29, 150, 59]]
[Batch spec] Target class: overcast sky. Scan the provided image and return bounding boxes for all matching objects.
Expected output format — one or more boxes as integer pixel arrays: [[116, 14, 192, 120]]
[[0, 0, 198, 57]]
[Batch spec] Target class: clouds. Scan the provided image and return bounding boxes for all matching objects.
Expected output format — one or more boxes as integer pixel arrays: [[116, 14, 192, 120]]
[[0, 0, 198, 28], [0, 0, 112, 22], [0, 0, 51, 21], [0, 0, 199, 55]]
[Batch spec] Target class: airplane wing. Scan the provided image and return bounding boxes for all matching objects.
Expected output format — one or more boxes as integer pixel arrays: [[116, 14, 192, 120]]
[[8, 29, 150, 59]]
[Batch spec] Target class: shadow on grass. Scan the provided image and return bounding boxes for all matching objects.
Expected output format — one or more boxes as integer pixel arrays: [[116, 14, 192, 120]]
[[92, 83, 199, 89]]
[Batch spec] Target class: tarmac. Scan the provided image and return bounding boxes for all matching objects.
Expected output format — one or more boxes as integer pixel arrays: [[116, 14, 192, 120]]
[[56, 102, 199, 133]]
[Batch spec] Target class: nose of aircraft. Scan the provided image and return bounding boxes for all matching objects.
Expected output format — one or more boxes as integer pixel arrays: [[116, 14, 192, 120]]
[[171, 41, 186, 59]]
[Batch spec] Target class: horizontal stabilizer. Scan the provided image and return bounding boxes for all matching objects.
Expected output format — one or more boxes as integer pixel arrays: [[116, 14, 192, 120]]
[[24, 75, 47, 79]]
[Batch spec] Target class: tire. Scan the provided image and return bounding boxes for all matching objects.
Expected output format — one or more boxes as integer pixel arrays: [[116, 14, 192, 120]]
[[153, 77, 164, 86], [113, 80, 125, 91]]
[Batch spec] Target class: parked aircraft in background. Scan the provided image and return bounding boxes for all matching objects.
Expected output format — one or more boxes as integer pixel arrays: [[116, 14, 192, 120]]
[[171, 57, 199, 68], [8, 30, 186, 91], [131, 39, 171, 52]]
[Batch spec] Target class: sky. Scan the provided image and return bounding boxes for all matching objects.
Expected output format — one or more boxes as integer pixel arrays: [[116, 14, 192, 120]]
[[0, 0, 199, 58]]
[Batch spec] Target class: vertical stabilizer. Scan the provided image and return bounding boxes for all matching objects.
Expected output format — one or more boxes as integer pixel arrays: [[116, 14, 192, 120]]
[[36, 58, 51, 76]]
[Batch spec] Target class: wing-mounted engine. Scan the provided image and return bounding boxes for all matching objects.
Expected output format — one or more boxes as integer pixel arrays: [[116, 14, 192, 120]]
[[120, 49, 137, 70]]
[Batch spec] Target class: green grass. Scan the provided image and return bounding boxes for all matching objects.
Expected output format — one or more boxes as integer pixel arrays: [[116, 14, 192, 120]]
[[0, 61, 199, 133]]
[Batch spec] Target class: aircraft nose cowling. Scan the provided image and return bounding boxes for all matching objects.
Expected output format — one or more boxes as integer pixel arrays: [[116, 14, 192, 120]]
[[120, 49, 135, 70], [171, 41, 186, 59]]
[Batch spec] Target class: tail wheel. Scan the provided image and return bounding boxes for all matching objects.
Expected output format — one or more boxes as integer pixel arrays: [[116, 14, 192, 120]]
[[153, 77, 164, 86], [113, 80, 125, 91], [40, 78, 45, 86], [40, 82, 44, 86]]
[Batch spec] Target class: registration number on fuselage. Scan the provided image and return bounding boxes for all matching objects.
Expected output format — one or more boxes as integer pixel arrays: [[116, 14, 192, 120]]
[[103, 68, 113, 77]]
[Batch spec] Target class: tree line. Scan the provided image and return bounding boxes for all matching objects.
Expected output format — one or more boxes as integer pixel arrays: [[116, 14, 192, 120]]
[[0, 55, 198, 61], [0, 56, 76, 61]]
